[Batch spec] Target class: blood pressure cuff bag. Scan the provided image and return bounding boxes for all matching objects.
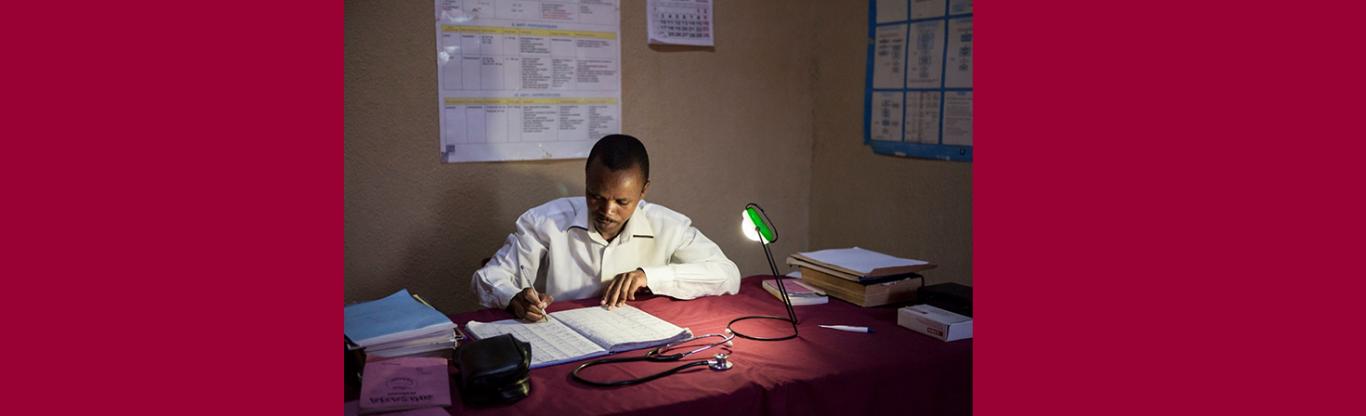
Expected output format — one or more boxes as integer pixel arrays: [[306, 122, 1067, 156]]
[[456, 333, 531, 406]]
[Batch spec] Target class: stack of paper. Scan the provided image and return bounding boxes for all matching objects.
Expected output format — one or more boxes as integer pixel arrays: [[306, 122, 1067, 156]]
[[786, 247, 935, 307], [762, 271, 829, 306], [788, 247, 934, 282], [345, 289, 459, 358], [362, 329, 461, 358]]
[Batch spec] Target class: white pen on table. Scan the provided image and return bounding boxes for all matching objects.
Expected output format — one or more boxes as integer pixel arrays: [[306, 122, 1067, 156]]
[[819, 325, 873, 333]]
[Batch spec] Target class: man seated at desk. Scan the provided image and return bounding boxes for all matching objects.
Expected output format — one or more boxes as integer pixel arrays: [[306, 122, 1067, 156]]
[[472, 134, 741, 321]]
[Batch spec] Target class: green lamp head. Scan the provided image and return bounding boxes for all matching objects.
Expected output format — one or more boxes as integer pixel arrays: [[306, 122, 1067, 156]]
[[741, 203, 777, 245]]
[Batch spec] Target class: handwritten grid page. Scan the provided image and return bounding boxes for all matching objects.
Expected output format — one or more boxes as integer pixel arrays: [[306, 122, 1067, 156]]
[[463, 317, 608, 369], [551, 305, 691, 352]]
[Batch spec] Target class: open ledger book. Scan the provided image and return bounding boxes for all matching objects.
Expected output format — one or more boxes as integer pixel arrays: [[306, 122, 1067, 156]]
[[464, 304, 692, 369]]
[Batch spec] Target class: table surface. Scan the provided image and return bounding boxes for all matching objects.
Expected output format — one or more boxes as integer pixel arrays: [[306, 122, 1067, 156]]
[[419, 275, 968, 415]]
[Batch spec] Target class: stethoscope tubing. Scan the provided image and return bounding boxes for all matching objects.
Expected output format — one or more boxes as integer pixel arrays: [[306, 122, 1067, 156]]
[[569, 333, 734, 387]]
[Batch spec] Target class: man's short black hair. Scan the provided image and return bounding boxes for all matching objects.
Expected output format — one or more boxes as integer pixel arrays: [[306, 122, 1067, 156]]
[[586, 134, 649, 180]]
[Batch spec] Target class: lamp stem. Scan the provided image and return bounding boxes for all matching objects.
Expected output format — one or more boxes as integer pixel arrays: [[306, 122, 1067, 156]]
[[760, 232, 800, 330]]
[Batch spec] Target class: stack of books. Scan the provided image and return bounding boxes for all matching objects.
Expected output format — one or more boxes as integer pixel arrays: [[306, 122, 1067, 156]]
[[345, 289, 460, 358], [785, 247, 935, 307], [762, 271, 829, 306]]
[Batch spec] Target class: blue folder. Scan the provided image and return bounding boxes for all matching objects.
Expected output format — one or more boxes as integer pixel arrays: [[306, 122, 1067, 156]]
[[344, 289, 455, 348]]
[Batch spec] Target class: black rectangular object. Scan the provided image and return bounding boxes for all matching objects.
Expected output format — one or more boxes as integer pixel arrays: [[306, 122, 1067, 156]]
[[457, 333, 532, 406]]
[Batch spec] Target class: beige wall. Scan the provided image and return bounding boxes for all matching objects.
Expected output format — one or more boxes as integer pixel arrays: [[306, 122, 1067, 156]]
[[809, 2, 973, 287], [345, 0, 970, 314]]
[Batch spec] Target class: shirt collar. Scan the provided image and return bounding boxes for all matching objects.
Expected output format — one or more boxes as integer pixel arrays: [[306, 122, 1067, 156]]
[[623, 202, 655, 240], [570, 201, 590, 231]]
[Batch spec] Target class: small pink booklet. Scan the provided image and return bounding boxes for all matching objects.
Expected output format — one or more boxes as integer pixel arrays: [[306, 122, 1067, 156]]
[[359, 356, 451, 414]]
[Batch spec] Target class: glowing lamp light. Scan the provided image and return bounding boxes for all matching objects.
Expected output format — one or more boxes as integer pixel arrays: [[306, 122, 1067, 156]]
[[727, 203, 798, 341]]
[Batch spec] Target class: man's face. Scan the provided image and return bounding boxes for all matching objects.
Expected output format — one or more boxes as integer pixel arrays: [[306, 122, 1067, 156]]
[[585, 161, 648, 241]]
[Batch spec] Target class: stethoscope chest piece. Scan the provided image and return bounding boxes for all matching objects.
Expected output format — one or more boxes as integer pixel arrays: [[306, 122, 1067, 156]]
[[708, 353, 733, 371]]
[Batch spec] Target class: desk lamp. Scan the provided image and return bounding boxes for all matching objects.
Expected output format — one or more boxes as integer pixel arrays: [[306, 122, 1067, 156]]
[[726, 203, 799, 341]]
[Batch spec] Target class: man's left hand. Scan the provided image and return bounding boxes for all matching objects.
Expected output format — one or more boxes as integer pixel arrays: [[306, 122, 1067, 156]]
[[602, 269, 648, 309]]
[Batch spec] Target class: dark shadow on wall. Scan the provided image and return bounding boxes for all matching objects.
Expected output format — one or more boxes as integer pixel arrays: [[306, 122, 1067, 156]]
[[389, 163, 583, 315]]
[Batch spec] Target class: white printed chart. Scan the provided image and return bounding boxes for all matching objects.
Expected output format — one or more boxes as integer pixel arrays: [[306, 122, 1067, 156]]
[[865, 0, 972, 161], [435, 0, 622, 163]]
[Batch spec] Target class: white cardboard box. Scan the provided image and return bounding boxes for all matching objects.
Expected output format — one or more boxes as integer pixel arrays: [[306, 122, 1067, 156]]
[[898, 304, 973, 342]]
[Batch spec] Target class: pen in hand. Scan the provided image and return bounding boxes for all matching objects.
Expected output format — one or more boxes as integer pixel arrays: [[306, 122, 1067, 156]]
[[515, 287, 554, 322], [528, 298, 552, 323]]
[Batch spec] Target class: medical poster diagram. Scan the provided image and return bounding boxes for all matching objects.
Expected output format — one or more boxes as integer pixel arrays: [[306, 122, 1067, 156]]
[[864, 0, 972, 161], [435, 0, 622, 163]]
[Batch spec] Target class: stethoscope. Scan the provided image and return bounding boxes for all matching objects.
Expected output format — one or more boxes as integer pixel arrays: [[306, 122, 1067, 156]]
[[570, 332, 736, 387]]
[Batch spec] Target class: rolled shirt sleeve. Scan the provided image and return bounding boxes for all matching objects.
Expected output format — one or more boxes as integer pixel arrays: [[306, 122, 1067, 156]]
[[471, 211, 548, 309], [641, 225, 741, 300]]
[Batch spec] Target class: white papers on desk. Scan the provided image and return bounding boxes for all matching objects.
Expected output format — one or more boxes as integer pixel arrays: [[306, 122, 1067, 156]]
[[795, 247, 929, 276], [553, 305, 690, 352], [465, 304, 691, 368], [365, 328, 461, 358], [648, 0, 713, 46], [466, 316, 607, 368]]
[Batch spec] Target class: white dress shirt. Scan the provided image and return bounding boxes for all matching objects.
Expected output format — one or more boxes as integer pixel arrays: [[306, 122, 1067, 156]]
[[472, 197, 741, 309]]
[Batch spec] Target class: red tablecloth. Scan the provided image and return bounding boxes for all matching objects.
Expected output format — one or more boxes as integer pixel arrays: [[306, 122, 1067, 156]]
[[446, 275, 971, 415]]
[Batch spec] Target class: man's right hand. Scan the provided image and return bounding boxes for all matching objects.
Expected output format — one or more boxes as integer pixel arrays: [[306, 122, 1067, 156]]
[[506, 287, 554, 322]]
